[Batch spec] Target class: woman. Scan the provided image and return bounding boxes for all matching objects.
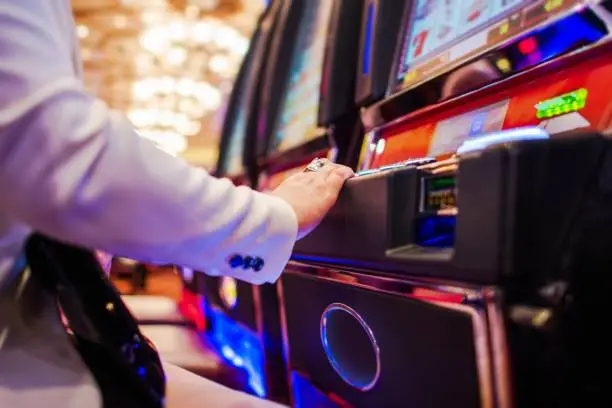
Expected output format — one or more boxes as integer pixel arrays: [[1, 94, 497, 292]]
[[0, 1, 352, 407]]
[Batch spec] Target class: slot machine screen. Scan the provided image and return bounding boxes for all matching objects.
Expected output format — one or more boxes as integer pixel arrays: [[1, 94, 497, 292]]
[[393, 0, 580, 92], [270, 1, 334, 153]]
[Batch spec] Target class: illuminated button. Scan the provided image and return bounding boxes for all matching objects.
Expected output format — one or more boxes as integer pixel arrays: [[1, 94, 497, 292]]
[[544, 0, 563, 12], [403, 70, 417, 86], [495, 57, 512, 73], [499, 22, 509, 35], [518, 37, 538, 55]]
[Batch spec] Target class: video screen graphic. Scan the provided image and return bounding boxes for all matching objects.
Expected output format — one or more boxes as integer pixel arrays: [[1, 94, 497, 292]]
[[396, 0, 578, 90], [271, 2, 334, 153]]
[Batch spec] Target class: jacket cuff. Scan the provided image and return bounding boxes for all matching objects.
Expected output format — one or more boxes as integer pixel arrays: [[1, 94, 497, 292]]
[[256, 193, 298, 283], [220, 193, 298, 285]]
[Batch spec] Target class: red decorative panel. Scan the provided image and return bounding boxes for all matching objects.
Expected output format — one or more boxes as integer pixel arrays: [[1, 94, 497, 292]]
[[366, 50, 612, 169]]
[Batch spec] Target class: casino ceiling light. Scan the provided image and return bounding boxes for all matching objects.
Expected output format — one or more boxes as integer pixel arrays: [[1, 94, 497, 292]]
[[76, 24, 90, 39], [166, 46, 188, 65], [139, 18, 248, 56], [137, 130, 188, 156], [74, 0, 264, 166], [209, 54, 231, 75]]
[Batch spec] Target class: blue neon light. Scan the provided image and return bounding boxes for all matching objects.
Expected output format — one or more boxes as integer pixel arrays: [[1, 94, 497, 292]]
[[203, 301, 266, 398], [362, 2, 375, 75], [513, 12, 606, 70], [416, 215, 456, 248], [291, 371, 341, 408]]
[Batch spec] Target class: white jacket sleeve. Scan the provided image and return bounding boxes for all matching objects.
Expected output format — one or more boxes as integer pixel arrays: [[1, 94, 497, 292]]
[[0, 1, 297, 284]]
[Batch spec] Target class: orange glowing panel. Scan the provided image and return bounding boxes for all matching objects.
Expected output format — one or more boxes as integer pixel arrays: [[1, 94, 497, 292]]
[[367, 51, 612, 170], [370, 122, 436, 169], [502, 60, 612, 132]]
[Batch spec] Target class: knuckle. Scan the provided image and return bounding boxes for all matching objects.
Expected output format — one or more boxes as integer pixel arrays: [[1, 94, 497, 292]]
[[336, 165, 352, 175], [314, 177, 326, 188]]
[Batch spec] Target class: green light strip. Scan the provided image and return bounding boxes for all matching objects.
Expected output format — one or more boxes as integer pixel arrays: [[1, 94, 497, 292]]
[[536, 88, 588, 119]]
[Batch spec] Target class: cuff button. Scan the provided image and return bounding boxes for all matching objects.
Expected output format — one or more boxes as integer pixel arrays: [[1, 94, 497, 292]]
[[228, 254, 243, 268], [252, 257, 264, 272], [242, 256, 253, 269]]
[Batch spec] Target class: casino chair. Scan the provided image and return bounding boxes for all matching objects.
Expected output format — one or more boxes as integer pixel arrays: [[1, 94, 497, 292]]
[[117, 271, 246, 389]]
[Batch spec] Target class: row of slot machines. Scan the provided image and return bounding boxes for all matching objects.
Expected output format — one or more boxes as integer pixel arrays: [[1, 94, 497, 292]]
[[181, 0, 612, 406]]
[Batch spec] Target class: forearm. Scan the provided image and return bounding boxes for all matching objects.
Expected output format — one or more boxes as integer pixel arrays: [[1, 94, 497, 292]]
[[0, 84, 297, 283], [0, 0, 297, 283]]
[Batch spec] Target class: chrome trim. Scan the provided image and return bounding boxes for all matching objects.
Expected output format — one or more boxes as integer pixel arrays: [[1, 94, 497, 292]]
[[320, 303, 381, 392], [418, 157, 458, 171], [287, 260, 486, 296], [284, 265, 495, 407], [593, 2, 612, 25], [252, 282, 264, 342], [358, 129, 379, 171], [485, 289, 515, 408], [456, 127, 549, 156], [276, 278, 296, 407], [357, 157, 437, 177], [434, 299, 493, 408]]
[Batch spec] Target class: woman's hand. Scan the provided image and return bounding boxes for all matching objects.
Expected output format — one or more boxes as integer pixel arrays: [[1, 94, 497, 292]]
[[270, 159, 353, 240]]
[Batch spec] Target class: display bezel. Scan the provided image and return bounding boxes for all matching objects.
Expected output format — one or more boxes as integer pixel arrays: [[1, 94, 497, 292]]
[[266, 0, 334, 156], [216, 40, 257, 178], [354, 0, 410, 107], [256, 0, 365, 171], [389, 0, 592, 98], [358, 0, 612, 139], [216, 0, 281, 179], [255, 0, 308, 160]]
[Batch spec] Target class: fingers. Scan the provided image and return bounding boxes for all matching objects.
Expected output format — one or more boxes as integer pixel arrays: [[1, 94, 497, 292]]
[[301, 159, 353, 191], [326, 165, 354, 191]]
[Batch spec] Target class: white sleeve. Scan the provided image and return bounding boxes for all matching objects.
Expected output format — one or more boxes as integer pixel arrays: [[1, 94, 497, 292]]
[[0, 0, 297, 284]]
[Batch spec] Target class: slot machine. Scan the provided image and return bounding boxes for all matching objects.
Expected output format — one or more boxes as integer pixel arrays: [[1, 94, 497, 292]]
[[251, 0, 364, 397], [177, 1, 291, 400], [255, 0, 364, 192], [281, 1, 612, 407], [355, 0, 410, 108]]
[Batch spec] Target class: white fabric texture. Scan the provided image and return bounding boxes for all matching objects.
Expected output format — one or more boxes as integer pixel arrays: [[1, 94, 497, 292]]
[[0, 0, 297, 286], [0, 0, 297, 407]]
